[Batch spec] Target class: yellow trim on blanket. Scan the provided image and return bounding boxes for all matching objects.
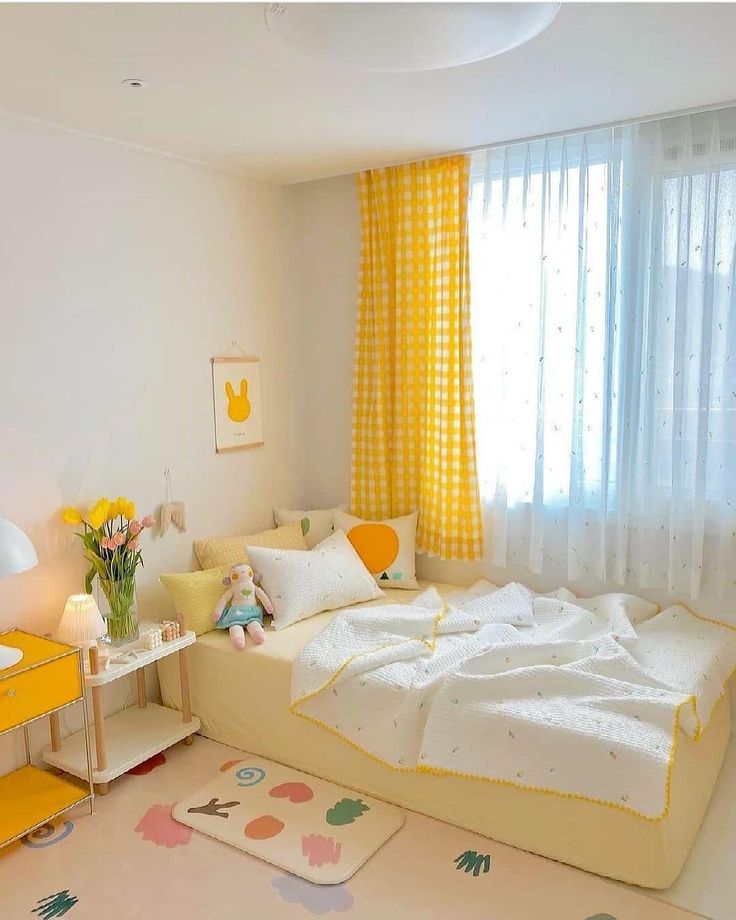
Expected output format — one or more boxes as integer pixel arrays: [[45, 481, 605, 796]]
[[290, 599, 736, 823]]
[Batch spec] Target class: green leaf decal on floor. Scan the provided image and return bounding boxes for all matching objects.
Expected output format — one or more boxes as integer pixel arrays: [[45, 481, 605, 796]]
[[32, 891, 78, 918], [325, 798, 370, 826], [454, 850, 491, 877], [585, 915, 617, 920], [300, 517, 311, 537]]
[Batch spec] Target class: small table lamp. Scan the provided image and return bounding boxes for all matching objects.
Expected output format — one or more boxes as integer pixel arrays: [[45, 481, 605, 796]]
[[56, 594, 107, 657], [0, 516, 39, 670]]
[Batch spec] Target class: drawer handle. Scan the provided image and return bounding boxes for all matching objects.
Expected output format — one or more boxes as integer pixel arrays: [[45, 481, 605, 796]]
[[6, 688, 16, 698]]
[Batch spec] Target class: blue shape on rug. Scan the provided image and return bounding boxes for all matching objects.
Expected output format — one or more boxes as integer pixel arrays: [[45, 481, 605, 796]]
[[22, 821, 74, 849], [272, 874, 354, 915]]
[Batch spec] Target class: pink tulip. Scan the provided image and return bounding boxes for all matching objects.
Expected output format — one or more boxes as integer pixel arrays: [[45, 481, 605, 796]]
[[129, 537, 140, 551], [129, 520, 142, 536], [100, 537, 111, 550], [141, 515, 155, 529], [113, 532, 125, 547]]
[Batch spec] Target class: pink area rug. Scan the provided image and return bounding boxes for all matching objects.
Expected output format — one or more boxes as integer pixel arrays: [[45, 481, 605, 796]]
[[0, 737, 702, 919]]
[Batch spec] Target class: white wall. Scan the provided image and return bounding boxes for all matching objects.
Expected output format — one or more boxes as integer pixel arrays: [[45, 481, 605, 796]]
[[0, 114, 303, 768], [289, 174, 358, 507]]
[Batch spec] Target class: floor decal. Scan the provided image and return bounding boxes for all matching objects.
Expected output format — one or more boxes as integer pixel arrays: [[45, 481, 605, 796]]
[[270, 781, 314, 803], [302, 834, 342, 867], [31, 891, 78, 918], [326, 798, 370, 826], [22, 821, 74, 849], [272, 874, 354, 915], [220, 759, 245, 772], [135, 804, 193, 848], [127, 752, 166, 775], [187, 797, 240, 819], [454, 850, 492, 877], [244, 815, 285, 839], [236, 766, 267, 786]]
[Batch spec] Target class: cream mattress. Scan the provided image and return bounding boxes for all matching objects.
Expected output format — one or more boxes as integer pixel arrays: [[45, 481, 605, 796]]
[[158, 584, 731, 889]]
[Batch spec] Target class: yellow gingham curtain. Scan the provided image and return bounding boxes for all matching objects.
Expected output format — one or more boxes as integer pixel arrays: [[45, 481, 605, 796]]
[[351, 154, 484, 560]]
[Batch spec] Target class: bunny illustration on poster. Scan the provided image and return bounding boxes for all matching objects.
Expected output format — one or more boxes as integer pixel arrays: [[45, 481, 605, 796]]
[[225, 378, 252, 422], [211, 356, 264, 452]]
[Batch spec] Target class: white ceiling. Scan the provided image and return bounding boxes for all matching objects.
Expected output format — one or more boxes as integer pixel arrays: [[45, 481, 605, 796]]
[[0, 3, 735, 185]]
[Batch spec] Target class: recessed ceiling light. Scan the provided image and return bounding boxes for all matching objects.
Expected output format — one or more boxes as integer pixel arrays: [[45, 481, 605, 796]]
[[122, 78, 148, 89], [264, 2, 560, 72]]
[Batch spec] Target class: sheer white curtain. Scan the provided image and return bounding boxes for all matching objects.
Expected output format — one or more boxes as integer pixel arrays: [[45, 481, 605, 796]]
[[470, 106, 736, 598]]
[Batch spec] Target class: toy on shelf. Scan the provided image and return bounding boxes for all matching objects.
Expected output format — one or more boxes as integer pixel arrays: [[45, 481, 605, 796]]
[[141, 628, 163, 650], [161, 621, 180, 642]]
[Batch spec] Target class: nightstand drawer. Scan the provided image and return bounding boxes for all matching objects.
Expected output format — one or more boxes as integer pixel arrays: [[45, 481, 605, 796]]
[[0, 654, 82, 732]]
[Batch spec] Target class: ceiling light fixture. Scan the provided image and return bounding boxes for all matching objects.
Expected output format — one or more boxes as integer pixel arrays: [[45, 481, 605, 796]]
[[122, 78, 148, 89], [264, 2, 560, 72]]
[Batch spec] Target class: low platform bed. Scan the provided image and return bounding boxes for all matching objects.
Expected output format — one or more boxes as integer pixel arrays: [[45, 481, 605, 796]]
[[158, 583, 731, 889]]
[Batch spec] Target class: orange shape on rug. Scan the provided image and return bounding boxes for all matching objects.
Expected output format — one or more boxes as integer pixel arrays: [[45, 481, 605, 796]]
[[244, 815, 285, 840], [347, 523, 399, 575], [269, 782, 314, 804], [220, 759, 245, 772]]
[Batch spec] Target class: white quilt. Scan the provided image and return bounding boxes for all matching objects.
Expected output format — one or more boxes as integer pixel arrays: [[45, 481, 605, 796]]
[[291, 582, 736, 819]]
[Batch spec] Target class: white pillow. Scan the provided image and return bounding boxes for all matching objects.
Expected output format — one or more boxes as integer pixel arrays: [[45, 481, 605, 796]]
[[333, 509, 418, 589], [273, 507, 337, 550], [248, 531, 384, 630]]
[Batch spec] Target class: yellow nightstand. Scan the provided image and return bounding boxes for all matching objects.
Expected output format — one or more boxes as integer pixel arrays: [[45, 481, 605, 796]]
[[0, 629, 94, 850]]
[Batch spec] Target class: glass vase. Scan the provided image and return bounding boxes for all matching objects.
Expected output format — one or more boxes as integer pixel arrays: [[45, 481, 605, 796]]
[[98, 576, 139, 646]]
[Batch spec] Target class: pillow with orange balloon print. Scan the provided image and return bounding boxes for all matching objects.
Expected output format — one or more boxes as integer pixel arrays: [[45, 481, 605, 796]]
[[333, 510, 418, 589]]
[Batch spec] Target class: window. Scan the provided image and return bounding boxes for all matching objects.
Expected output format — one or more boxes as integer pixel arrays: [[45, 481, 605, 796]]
[[469, 109, 736, 597]]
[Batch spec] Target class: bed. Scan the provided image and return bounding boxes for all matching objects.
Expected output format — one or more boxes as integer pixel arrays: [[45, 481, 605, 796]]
[[157, 583, 731, 889]]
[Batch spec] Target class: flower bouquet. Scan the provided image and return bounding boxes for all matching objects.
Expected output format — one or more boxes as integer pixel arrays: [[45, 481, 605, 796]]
[[61, 497, 154, 644]]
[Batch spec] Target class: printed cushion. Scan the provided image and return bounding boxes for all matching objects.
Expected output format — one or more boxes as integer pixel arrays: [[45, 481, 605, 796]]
[[193, 521, 307, 570], [247, 531, 384, 630], [159, 566, 230, 636], [273, 507, 338, 550], [333, 510, 418, 589]]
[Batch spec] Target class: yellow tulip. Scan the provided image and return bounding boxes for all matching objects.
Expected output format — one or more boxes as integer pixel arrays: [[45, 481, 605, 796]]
[[87, 497, 111, 530], [88, 507, 106, 530], [106, 499, 120, 521], [61, 506, 82, 526], [118, 497, 136, 521]]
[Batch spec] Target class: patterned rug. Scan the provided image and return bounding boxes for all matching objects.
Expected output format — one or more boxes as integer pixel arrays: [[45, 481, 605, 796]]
[[0, 737, 701, 919], [174, 755, 403, 883]]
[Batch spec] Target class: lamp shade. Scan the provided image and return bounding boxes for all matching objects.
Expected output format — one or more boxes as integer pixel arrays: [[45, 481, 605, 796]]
[[0, 517, 38, 577], [56, 594, 107, 646]]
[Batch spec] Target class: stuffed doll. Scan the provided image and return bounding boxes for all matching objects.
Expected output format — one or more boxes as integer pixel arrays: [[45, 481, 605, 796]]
[[212, 562, 274, 650]]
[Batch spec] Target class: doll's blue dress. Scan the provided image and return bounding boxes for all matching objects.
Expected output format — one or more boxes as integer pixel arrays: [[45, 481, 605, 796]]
[[215, 586, 263, 630]]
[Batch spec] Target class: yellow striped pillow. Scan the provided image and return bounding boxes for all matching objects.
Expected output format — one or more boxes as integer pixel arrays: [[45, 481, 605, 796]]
[[193, 521, 307, 570], [159, 566, 230, 636]]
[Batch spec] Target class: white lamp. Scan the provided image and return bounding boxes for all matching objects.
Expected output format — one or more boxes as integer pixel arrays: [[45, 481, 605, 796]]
[[56, 594, 107, 654], [0, 516, 39, 670]]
